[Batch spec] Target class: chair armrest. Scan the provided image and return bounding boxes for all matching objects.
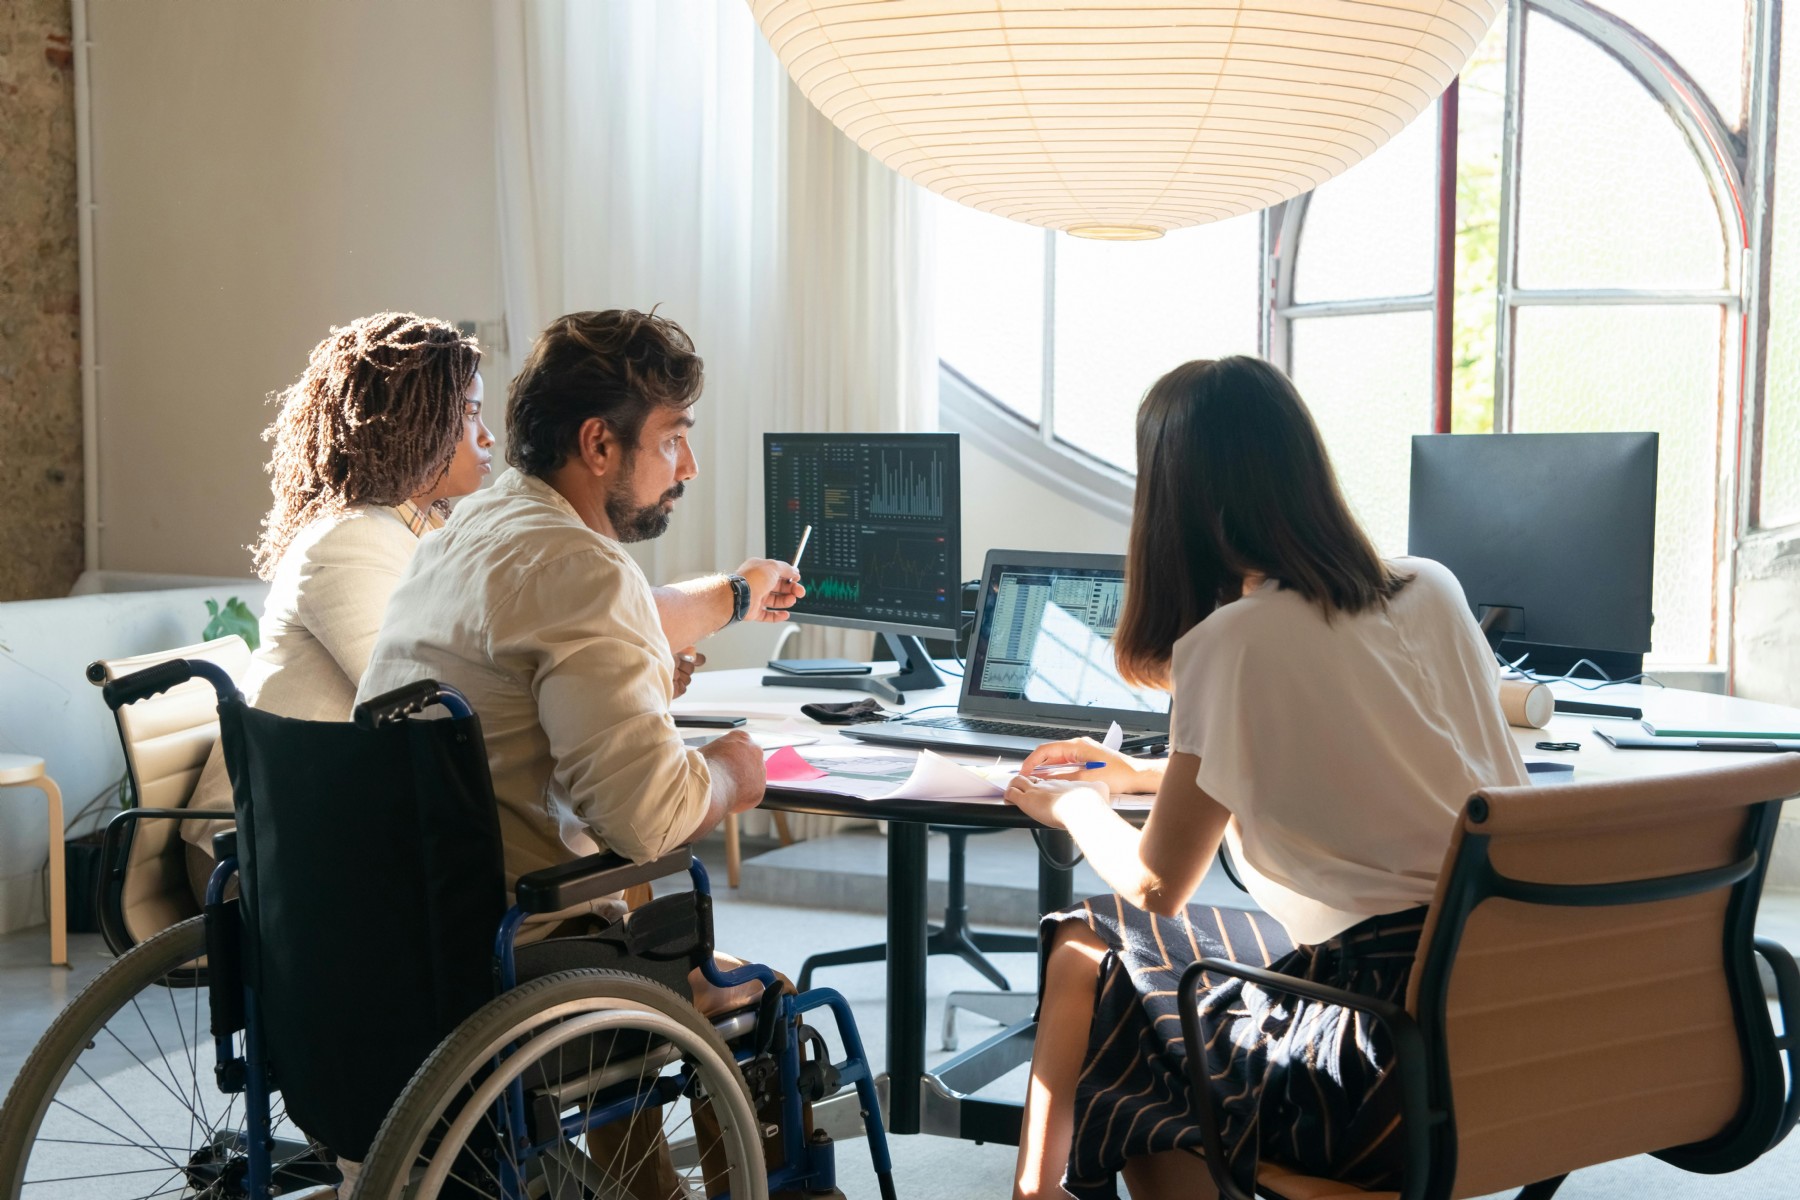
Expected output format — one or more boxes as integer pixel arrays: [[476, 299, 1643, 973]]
[[1178, 957, 1443, 1200], [99, 807, 230, 874], [515, 846, 695, 914], [1754, 937, 1800, 1149]]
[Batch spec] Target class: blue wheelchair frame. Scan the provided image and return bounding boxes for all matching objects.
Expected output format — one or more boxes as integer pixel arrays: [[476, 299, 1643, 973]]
[[170, 661, 894, 1199]]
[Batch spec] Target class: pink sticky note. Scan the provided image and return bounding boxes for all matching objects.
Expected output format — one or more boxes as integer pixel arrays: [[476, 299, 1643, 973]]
[[765, 744, 828, 782]]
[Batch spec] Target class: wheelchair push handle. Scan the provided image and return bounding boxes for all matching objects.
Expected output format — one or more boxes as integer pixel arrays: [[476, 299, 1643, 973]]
[[353, 679, 474, 728], [100, 658, 243, 711]]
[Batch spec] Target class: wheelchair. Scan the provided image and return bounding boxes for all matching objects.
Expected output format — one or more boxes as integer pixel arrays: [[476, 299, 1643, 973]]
[[0, 659, 896, 1200]]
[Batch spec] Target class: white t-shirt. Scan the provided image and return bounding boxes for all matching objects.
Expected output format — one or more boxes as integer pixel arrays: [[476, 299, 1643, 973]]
[[1169, 556, 1527, 945]]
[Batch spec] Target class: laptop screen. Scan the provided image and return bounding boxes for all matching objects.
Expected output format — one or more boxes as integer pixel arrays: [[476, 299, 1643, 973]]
[[961, 551, 1171, 727]]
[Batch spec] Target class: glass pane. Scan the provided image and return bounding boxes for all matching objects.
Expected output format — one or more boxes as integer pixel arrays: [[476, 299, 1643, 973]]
[[1589, 0, 1751, 128], [1759, 5, 1800, 527], [1516, 12, 1728, 291], [934, 195, 1045, 421], [1051, 212, 1261, 472], [1510, 305, 1724, 663], [1289, 312, 1434, 558], [1293, 109, 1437, 303], [1452, 15, 1510, 434]]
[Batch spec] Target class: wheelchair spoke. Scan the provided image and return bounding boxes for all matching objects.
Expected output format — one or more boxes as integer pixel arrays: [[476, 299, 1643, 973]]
[[48, 1096, 184, 1172], [104, 1014, 207, 1126]]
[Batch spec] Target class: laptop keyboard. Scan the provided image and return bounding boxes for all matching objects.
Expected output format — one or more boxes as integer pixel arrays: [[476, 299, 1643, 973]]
[[908, 716, 1105, 740]]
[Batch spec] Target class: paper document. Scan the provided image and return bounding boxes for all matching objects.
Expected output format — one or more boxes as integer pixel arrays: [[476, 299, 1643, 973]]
[[764, 745, 1011, 801], [1102, 721, 1124, 752]]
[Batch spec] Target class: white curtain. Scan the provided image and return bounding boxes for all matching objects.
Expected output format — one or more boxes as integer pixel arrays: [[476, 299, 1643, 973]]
[[493, 0, 935, 836], [493, 0, 934, 582]]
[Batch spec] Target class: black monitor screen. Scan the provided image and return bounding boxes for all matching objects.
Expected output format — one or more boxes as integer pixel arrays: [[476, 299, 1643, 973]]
[[764, 433, 961, 638], [1408, 432, 1657, 668]]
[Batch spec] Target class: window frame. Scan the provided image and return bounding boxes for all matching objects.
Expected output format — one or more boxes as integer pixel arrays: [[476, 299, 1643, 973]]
[[938, 0, 1779, 668]]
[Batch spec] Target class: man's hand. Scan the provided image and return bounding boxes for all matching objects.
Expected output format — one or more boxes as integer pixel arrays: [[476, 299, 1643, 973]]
[[734, 558, 806, 623], [673, 647, 704, 698], [1002, 775, 1111, 830], [697, 729, 766, 813]]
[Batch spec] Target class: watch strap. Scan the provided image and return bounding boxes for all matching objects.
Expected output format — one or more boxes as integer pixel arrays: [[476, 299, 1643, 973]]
[[726, 574, 751, 624]]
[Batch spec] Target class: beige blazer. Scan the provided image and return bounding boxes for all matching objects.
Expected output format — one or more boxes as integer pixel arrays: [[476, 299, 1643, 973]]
[[183, 505, 434, 851]]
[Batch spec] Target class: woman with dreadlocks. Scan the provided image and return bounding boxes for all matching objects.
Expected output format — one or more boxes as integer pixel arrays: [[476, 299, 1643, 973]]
[[181, 312, 493, 880]]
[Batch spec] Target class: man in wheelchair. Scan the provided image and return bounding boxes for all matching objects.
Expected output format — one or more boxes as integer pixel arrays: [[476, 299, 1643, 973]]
[[0, 308, 889, 1200]]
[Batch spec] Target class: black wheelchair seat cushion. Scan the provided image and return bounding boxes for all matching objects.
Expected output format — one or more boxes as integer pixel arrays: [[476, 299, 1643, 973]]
[[513, 891, 709, 1002]]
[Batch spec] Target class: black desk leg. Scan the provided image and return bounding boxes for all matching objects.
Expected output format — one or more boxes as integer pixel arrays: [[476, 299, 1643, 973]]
[[887, 821, 930, 1135], [1037, 829, 1075, 918]]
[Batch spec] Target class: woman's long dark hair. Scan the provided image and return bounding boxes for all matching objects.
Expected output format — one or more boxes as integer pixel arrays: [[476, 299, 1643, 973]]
[[1113, 356, 1408, 688]]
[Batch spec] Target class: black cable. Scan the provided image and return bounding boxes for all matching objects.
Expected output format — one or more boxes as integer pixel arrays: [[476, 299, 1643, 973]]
[[1498, 651, 1664, 691], [1031, 826, 1086, 870]]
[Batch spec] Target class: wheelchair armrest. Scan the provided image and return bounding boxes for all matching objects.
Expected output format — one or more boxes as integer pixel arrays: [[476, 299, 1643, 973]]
[[1755, 937, 1800, 1149], [515, 846, 695, 914], [1178, 957, 1442, 1200]]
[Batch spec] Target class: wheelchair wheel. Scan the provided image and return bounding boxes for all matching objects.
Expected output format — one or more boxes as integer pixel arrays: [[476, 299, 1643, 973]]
[[356, 968, 767, 1200], [0, 916, 326, 1198]]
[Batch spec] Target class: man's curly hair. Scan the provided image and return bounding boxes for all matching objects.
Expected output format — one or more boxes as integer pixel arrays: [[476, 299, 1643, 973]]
[[506, 308, 703, 477], [253, 312, 481, 579]]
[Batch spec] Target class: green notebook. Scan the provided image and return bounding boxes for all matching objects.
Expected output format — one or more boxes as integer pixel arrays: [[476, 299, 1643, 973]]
[[1640, 719, 1800, 740]]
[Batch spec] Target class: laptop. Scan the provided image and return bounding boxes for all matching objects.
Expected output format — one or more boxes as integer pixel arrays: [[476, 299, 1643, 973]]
[[844, 550, 1172, 758]]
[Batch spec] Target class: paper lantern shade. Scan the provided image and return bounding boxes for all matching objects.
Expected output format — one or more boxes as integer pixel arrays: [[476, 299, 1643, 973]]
[[750, 1, 1501, 239]]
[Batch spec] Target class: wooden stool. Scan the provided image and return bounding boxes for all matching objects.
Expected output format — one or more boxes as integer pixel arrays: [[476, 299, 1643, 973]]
[[0, 754, 68, 967]]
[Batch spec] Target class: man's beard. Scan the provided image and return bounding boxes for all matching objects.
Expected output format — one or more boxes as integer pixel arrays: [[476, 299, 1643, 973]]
[[606, 478, 684, 543]]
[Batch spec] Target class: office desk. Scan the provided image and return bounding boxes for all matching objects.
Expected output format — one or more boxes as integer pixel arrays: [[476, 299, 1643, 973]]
[[677, 666, 1800, 1144]]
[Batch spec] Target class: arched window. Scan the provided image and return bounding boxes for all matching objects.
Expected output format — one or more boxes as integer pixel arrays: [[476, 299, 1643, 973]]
[[938, 0, 1777, 667]]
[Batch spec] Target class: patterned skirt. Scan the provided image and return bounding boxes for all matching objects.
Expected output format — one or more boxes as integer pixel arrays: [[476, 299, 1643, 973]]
[[1041, 896, 1427, 1200]]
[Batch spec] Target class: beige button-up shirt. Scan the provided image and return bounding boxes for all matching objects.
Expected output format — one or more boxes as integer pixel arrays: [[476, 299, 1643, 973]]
[[357, 468, 713, 886]]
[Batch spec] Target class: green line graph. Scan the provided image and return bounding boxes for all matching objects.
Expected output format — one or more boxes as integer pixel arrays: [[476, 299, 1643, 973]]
[[810, 575, 861, 602]]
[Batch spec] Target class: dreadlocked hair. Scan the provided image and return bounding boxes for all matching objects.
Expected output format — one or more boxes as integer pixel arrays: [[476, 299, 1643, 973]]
[[253, 312, 480, 579]]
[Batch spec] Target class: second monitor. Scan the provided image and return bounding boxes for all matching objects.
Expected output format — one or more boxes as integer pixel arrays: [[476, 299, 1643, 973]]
[[764, 432, 961, 700]]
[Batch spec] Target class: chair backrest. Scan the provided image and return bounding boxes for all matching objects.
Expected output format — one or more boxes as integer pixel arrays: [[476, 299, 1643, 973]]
[[89, 635, 252, 945], [218, 699, 507, 1161], [1407, 755, 1800, 1199]]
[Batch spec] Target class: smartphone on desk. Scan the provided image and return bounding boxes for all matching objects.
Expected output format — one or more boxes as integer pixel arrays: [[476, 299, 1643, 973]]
[[672, 714, 747, 729], [765, 658, 872, 676]]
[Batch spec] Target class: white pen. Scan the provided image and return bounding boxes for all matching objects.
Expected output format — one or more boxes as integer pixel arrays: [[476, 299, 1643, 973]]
[[792, 524, 813, 570]]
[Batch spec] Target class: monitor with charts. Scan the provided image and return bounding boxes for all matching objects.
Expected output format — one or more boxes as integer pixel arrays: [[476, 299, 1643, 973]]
[[763, 432, 961, 701]]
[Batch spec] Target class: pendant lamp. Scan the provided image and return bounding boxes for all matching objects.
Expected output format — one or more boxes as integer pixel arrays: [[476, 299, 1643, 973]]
[[750, 1, 1499, 239]]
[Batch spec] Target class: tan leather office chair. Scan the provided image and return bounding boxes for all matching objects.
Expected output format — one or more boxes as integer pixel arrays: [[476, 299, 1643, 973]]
[[86, 634, 252, 952], [1181, 755, 1800, 1200]]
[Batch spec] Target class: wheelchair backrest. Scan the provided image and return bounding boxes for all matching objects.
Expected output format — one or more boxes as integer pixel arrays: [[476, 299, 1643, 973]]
[[89, 634, 251, 948], [218, 700, 508, 1162]]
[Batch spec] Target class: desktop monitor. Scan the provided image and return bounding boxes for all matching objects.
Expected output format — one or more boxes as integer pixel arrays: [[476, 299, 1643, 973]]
[[1408, 431, 1658, 679], [763, 432, 961, 700]]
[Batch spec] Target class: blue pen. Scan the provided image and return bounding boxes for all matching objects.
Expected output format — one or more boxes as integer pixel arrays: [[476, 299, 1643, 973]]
[[1030, 761, 1107, 774]]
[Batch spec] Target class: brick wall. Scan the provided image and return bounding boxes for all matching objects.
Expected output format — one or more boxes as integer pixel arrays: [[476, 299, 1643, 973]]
[[0, 0, 83, 600]]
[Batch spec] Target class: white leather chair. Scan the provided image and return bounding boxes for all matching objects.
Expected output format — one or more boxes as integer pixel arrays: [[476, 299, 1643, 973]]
[[86, 635, 252, 951]]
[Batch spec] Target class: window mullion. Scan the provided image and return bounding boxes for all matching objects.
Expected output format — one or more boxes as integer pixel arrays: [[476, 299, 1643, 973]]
[[1040, 227, 1057, 445], [1494, 0, 1526, 434]]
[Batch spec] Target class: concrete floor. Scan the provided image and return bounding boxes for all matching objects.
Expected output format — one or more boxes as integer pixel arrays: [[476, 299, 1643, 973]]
[[4, 831, 1799, 1199]]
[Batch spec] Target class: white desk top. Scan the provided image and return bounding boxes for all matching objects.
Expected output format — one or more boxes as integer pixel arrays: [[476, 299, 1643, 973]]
[[678, 664, 1800, 787]]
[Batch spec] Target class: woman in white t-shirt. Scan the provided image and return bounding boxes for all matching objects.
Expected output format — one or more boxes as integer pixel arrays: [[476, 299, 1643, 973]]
[[1005, 356, 1527, 1200], [181, 313, 494, 884]]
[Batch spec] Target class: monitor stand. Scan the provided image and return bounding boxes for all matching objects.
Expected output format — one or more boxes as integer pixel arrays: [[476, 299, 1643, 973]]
[[761, 632, 947, 705]]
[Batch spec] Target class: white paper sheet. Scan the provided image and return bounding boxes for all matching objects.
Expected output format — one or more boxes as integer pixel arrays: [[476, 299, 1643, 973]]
[[766, 747, 1008, 801]]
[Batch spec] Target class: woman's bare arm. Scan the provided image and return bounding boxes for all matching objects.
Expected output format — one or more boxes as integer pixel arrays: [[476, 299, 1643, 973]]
[[1003, 751, 1230, 916]]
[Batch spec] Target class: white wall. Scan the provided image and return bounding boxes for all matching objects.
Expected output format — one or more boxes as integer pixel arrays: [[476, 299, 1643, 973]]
[[86, 0, 504, 578], [958, 442, 1130, 575]]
